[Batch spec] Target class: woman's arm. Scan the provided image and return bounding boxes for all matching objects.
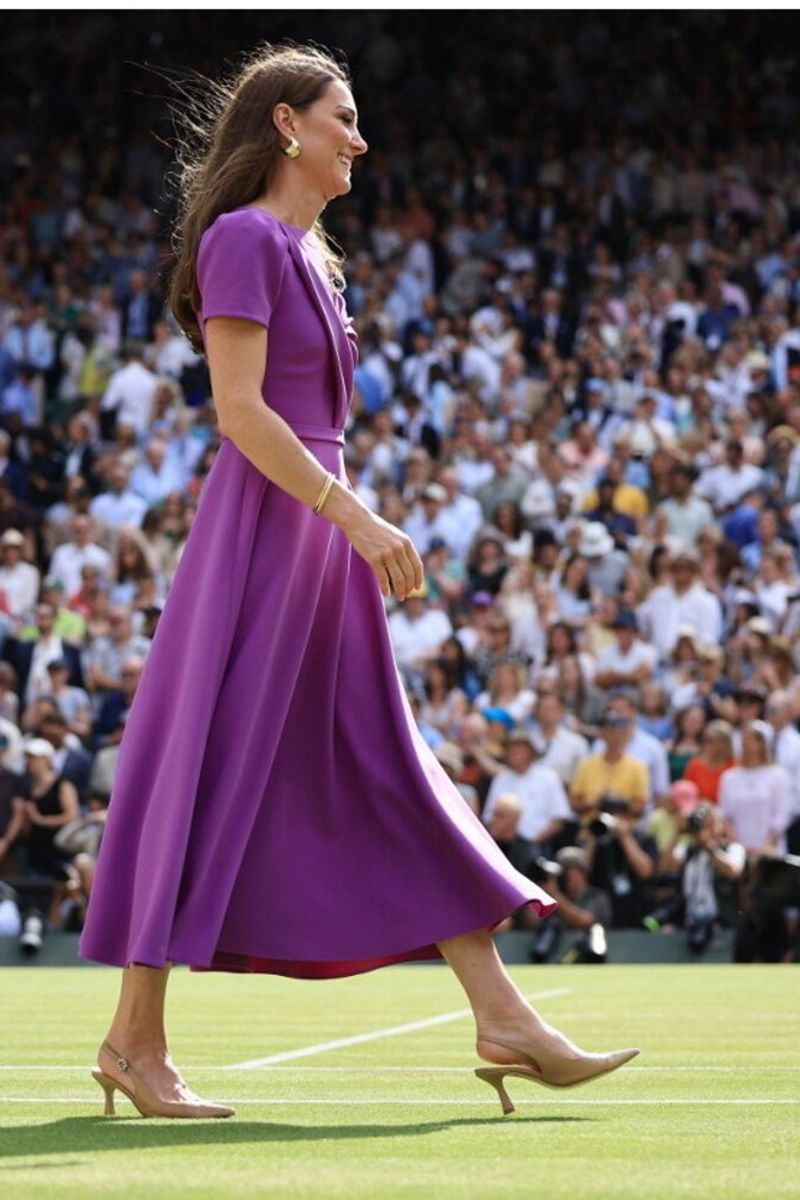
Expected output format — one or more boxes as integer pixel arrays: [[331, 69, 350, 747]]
[[206, 316, 423, 601]]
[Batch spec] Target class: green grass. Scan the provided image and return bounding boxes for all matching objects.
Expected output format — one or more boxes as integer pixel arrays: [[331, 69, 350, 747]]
[[1, 964, 798, 1199]]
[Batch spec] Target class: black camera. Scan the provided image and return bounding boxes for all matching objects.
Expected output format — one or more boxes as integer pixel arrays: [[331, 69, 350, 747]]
[[588, 794, 631, 838], [602, 795, 632, 816], [527, 856, 563, 887], [751, 854, 800, 909], [687, 802, 714, 833]]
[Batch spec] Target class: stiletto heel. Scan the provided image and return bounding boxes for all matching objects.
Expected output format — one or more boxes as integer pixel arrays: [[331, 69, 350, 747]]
[[474, 1034, 639, 1115], [475, 1066, 516, 1115], [91, 1069, 117, 1115], [89, 1039, 234, 1118]]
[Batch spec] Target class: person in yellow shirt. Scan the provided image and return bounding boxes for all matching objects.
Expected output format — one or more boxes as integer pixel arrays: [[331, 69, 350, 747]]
[[570, 712, 649, 817], [569, 712, 657, 926], [581, 455, 649, 522]]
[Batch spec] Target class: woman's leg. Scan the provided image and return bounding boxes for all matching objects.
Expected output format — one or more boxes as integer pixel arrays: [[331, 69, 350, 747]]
[[98, 962, 196, 1098], [437, 927, 580, 1065], [106, 962, 172, 1053]]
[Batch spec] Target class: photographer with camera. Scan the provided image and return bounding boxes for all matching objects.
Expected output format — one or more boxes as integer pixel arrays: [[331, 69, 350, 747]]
[[579, 795, 659, 928], [665, 801, 746, 954], [533, 846, 612, 963], [569, 711, 657, 926]]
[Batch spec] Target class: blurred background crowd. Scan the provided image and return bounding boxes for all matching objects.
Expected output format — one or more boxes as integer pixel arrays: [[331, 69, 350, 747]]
[[1, 12, 799, 962]]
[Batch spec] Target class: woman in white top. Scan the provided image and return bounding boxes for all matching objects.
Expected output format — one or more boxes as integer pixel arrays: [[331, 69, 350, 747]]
[[718, 721, 793, 856], [474, 660, 536, 726], [555, 552, 593, 628], [493, 500, 534, 564], [418, 659, 469, 740]]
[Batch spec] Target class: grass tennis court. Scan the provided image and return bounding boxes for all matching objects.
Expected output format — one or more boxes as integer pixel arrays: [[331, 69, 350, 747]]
[[1, 964, 797, 1200]]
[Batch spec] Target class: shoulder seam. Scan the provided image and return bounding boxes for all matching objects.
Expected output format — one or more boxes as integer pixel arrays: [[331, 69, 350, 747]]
[[198, 208, 290, 316]]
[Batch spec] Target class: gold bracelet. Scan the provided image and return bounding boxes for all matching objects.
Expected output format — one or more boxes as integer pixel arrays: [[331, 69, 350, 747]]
[[312, 470, 336, 515]]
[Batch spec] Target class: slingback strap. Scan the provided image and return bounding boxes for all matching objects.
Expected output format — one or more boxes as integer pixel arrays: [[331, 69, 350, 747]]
[[102, 1039, 129, 1071]]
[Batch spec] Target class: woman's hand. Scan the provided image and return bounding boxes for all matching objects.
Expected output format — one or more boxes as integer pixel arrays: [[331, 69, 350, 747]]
[[339, 504, 424, 600]]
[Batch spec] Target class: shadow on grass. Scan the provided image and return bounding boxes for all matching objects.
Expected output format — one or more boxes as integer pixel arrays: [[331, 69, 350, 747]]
[[0, 1114, 591, 1162]]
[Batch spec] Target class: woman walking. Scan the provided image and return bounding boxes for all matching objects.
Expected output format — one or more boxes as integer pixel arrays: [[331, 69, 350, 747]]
[[78, 42, 637, 1120]]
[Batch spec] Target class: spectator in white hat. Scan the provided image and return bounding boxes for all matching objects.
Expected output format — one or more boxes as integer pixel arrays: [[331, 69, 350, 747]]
[[403, 481, 454, 557], [0, 528, 39, 625], [578, 521, 630, 597], [482, 729, 572, 847]]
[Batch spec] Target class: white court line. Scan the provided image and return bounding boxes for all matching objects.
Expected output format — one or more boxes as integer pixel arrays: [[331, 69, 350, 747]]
[[223, 988, 573, 1070], [3, 1064, 800, 1074], [1, 1097, 796, 1107]]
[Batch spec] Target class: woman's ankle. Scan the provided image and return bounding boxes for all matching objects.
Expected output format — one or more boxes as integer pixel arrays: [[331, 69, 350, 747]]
[[474, 1003, 547, 1038], [103, 1027, 169, 1057]]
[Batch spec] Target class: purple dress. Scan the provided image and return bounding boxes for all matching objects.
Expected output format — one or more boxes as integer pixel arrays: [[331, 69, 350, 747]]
[[77, 206, 555, 979]]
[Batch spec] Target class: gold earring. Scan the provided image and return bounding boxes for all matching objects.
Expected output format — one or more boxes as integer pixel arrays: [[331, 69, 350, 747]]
[[282, 136, 301, 159]]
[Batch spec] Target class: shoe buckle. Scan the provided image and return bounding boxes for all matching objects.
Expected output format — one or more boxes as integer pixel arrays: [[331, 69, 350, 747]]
[[116, 1056, 129, 1071]]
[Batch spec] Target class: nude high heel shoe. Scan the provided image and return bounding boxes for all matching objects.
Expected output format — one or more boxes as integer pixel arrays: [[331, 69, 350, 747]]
[[474, 1034, 639, 1115], [90, 1039, 235, 1118]]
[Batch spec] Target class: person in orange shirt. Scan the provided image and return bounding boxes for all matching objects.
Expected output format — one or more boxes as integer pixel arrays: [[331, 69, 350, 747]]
[[682, 720, 736, 803]]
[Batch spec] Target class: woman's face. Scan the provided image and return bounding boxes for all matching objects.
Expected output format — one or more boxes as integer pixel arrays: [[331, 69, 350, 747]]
[[566, 556, 587, 588], [741, 730, 766, 767], [495, 503, 513, 531], [441, 639, 459, 664], [704, 731, 730, 761], [495, 663, 517, 692], [674, 636, 696, 663], [550, 625, 572, 656], [682, 706, 706, 740], [283, 79, 368, 201], [478, 539, 502, 564], [427, 663, 446, 690]]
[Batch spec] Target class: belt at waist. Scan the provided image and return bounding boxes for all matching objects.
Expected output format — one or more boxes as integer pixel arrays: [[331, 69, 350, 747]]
[[286, 421, 345, 446]]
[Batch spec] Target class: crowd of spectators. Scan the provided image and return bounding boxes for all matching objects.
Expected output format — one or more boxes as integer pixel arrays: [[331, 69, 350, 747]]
[[1, 13, 799, 961]]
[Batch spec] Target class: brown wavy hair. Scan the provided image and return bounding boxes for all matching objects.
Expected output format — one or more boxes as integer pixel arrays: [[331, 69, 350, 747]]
[[167, 41, 350, 353]]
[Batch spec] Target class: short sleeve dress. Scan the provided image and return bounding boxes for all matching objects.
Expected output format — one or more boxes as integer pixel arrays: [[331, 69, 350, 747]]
[[77, 205, 555, 979]]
